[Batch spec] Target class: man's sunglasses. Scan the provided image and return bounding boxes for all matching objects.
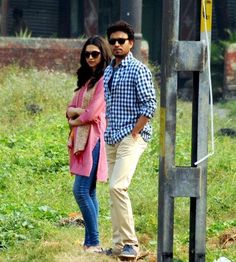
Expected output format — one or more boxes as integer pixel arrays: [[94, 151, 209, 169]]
[[85, 51, 101, 59], [108, 38, 129, 45]]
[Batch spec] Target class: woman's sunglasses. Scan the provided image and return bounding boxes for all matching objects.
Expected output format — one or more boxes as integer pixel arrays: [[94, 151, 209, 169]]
[[108, 38, 129, 45], [85, 51, 101, 59]]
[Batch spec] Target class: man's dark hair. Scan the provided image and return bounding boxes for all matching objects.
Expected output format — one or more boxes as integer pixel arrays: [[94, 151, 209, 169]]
[[107, 20, 134, 40]]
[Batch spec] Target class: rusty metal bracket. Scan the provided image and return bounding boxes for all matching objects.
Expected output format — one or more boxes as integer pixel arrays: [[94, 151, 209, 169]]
[[173, 41, 207, 72]]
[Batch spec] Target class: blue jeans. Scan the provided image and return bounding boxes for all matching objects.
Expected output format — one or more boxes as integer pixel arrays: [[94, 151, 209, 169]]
[[73, 140, 100, 247]]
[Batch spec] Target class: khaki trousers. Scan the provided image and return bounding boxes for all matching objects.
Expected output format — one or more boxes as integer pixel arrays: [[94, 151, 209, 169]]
[[106, 134, 147, 249]]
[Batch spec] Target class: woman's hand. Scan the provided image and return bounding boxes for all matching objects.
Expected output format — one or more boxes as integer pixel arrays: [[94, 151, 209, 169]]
[[68, 117, 83, 127], [67, 107, 85, 118]]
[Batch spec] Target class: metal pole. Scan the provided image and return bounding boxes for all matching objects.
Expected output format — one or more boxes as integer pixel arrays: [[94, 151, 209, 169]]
[[190, 1, 213, 260], [84, 0, 99, 36], [158, 1, 180, 260], [158, 0, 212, 261], [1, 0, 9, 36], [120, 0, 143, 60], [70, 0, 79, 37]]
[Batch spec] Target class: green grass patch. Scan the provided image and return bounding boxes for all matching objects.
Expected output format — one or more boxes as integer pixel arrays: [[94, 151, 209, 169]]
[[0, 65, 235, 261]]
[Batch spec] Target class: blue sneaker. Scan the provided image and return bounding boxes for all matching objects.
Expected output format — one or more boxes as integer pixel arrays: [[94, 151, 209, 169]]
[[119, 244, 138, 258], [104, 247, 121, 256]]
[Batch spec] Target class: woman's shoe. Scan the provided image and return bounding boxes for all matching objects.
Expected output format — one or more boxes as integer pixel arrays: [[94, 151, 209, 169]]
[[85, 245, 103, 253], [83, 245, 88, 251]]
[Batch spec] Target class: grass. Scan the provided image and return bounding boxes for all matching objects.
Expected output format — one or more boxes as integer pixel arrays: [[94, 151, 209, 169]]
[[0, 65, 235, 261]]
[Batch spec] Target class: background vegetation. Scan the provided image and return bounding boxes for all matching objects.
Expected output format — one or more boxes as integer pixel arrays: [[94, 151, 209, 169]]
[[211, 31, 236, 100], [0, 65, 235, 261]]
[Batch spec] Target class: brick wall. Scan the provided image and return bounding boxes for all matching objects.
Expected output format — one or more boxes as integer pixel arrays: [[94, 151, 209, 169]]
[[0, 37, 84, 72], [0, 37, 149, 73]]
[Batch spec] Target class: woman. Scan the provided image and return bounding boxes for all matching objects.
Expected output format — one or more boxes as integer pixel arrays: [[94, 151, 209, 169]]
[[66, 36, 111, 253]]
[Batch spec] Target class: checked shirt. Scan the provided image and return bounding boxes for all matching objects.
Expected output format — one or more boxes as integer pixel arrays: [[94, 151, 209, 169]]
[[104, 52, 156, 145]]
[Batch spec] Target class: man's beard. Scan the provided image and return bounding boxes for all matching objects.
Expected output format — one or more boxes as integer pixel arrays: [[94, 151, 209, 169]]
[[114, 54, 126, 59]]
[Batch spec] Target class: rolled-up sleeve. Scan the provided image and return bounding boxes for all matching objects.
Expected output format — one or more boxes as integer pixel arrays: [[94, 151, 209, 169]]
[[136, 65, 157, 118], [104, 66, 113, 119]]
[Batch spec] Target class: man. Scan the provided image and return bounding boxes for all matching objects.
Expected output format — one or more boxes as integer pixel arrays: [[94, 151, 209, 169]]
[[103, 20, 156, 259]]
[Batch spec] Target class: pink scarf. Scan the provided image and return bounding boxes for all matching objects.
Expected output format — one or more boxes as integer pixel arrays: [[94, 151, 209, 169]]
[[68, 83, 96, 155]]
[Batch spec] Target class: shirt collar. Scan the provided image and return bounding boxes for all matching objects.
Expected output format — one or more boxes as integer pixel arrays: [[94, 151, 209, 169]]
[[110, 52, 133, 68]]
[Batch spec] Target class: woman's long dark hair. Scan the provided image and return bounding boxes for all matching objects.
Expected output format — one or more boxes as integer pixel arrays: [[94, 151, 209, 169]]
[[75, 36, 112, 91]]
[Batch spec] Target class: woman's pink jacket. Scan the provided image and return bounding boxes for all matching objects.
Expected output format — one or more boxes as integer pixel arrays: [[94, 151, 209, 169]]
[[67, 77, 107, 182]]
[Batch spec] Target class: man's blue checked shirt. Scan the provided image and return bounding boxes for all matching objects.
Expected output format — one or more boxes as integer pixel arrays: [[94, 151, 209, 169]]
[[104, 52, 157, 145]]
